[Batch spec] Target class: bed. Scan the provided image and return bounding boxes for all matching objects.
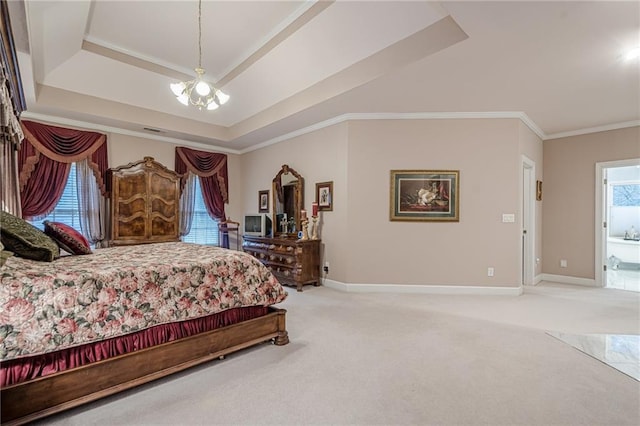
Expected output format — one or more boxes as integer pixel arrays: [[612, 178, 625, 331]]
[[0, 157, 288, 425], [0, 242, 289, 424]]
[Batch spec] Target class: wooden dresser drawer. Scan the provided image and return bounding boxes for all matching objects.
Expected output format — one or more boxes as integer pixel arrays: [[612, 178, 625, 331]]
[[243, 236, 320, 292]]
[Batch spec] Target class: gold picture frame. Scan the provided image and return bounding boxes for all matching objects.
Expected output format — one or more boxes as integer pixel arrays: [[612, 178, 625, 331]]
[[390, 170, 460, 222]]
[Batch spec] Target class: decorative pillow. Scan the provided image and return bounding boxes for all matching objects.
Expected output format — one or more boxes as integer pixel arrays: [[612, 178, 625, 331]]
[[1, 249, 13, 267], [0, 241, 13, 267], [0, 211, 60, 261], [43, 221, 93, 255]]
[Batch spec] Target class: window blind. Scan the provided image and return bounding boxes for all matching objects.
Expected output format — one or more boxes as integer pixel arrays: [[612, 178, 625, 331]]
[[31, 163, 81, 231], [182, 177, 219, 246]]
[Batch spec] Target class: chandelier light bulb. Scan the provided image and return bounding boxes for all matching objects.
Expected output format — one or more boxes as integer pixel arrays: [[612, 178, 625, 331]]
[[170, 82, 186, 97], [215, 90, 230, 105], [195, 80, 211, 96], [177, 94, 189, 106]]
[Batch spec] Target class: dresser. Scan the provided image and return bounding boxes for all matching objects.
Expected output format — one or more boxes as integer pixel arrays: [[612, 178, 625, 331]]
[[108, 157, 181, 246], [242, 235, 321, 292]]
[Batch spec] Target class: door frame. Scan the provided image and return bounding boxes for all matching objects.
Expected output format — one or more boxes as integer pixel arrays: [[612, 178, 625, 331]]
[[521, 155, 536, 286], [595, 158, 640, 287]]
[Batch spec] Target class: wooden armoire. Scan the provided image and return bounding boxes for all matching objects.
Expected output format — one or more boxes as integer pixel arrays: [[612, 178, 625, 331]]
[[108, 157, 181, 246]]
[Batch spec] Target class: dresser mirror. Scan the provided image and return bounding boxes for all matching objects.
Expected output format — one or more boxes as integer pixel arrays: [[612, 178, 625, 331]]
[[272, 164, 304, 237]]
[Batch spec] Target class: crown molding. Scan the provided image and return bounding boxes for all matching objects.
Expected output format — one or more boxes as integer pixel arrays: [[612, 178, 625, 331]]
[[23, 111, 638, 155], [240, 111, 546, 153], [20, 112, 242, 155], [544, 120, 640, 140]]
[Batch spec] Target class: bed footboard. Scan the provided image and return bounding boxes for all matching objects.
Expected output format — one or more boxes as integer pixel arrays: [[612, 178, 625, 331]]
[[1, 307, 287, 425]]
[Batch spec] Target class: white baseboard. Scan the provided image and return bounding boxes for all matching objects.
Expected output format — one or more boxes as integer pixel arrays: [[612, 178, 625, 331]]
[[534, 274, 544, 285], [321, 278, 523, 296], [539, 273, 598, 287]]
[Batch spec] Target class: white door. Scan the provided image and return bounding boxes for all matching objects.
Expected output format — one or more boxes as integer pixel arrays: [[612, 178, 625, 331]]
[[522, 157, 535, 286]]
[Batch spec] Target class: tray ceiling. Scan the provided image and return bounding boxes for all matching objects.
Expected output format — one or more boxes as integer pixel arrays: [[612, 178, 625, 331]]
[[9, 0, 640, 152]]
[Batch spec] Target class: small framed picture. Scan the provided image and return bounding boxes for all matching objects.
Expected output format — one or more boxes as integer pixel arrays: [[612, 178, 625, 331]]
[[390, 170, 460, 222], [258, 190, 269, 213], [316, 181, 333, 211]]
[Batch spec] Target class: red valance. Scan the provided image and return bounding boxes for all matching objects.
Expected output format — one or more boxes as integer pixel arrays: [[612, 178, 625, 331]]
[[175, 147, 228, 220], [18, 120, 108, 220]]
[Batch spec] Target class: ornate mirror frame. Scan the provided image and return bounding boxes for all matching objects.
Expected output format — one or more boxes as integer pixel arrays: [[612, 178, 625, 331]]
[[272, 164, 304, 237]]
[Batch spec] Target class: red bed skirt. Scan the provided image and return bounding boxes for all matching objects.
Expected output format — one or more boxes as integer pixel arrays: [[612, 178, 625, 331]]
[[0, 306, 269, 387]]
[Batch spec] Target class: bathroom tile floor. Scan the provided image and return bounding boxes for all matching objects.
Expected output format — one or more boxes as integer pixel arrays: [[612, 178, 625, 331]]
[[547, 332, 639, 381], [606, 268, 640, 292]]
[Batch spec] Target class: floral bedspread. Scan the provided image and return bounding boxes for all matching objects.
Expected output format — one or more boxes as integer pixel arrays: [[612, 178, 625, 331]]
[[0, 242, 287, 361]]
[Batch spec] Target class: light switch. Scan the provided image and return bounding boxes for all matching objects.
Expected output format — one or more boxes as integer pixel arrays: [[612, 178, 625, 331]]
[[502, 214, 515, 223]]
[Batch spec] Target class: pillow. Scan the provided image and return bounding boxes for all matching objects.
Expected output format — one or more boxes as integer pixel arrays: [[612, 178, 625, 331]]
[[0, 241, 12, 267], [1, 249, 13, 267], [43, 221, 92, 255], [0, 211, 60, 261]]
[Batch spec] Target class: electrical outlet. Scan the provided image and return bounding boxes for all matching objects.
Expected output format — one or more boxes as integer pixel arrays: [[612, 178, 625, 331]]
[[323, 261, 329, 274], [560, 259, 567, 268], [487, 267, 494, 277]]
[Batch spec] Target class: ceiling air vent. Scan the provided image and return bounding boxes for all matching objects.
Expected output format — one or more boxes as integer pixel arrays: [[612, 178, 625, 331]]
[[143, 127, 165, 133]]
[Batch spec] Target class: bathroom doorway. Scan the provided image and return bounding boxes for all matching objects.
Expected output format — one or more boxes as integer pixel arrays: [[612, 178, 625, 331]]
[[596, 160, 640, 291]]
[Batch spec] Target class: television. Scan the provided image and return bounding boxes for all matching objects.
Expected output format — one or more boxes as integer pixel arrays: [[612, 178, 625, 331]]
[[244, 214, 272, 237]]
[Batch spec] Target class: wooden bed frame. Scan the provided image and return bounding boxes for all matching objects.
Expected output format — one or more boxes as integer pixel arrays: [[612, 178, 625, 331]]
[[1, 307, 288, 425]]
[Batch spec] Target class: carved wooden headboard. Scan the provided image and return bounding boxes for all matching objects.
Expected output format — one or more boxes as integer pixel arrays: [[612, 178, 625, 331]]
[[108, 157, 181, 246]]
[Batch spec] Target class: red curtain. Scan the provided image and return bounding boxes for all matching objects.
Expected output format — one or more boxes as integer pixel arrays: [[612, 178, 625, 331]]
[[18, 120, 108, 220], [175, 146, 228, 220]]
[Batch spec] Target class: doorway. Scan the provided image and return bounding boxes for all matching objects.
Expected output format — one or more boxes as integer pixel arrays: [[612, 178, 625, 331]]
[[595, 159, 640, 291]]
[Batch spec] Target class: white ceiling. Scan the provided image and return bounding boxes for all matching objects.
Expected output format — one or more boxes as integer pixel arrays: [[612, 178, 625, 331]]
[[9, 0, 640, 153]]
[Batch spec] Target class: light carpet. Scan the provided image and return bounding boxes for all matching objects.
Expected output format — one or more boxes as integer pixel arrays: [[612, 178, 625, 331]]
[[34, 282, 640, 426]]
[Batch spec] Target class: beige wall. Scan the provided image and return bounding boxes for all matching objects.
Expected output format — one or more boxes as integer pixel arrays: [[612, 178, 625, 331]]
[[345, 119, 522, 286], [242, 118, 527, 287], [542, 126, 640, 279]]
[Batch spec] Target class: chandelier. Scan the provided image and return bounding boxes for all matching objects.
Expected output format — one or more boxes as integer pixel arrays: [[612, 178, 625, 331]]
[[170, 0, 229, 110]]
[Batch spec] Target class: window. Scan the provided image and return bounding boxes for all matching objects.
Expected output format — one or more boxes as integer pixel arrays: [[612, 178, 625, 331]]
[[31, 163, 81, 231], [182, 177, 219, 246], [613, 184, 640, 206]]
